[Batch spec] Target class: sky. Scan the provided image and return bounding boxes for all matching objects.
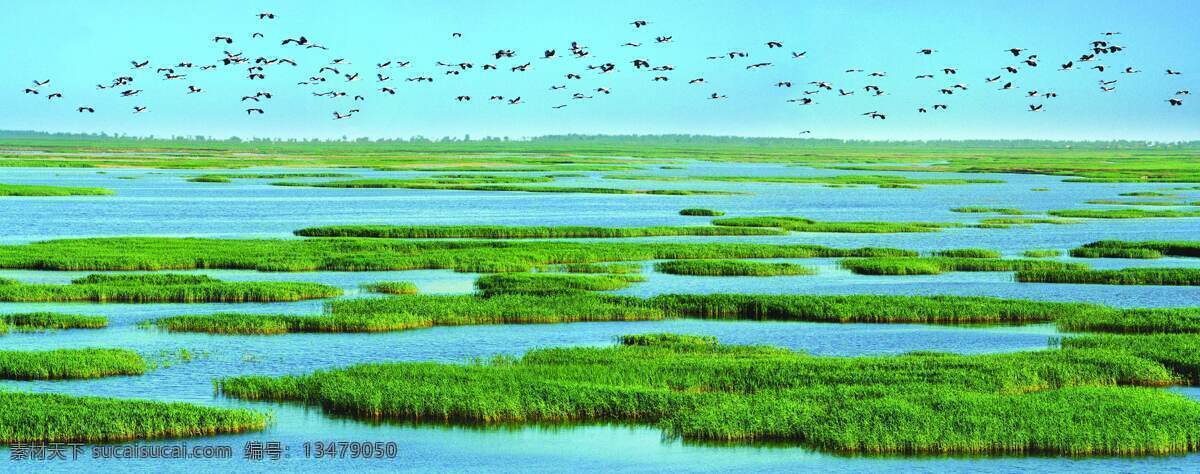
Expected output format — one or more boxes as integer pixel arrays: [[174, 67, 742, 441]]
[[1, 0, 1197, 141]]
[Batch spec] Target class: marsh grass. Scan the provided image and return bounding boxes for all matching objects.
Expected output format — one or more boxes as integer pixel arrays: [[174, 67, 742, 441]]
[[1017, 268, 1200, 286], [1023, 249, 1063, 258], [217, 335, 1200, 455], [0, 273, 341, 303], [604, 174, 1003, 187], [186, 176, 232, 183], [978, 217, 1079, 225], [1, 312, 107, 331], [1072, 240, 1200, 259], [653, 260, 815, 276], [713, 216, 961, 233], [1084, 199, 1192, 206], [1049, 209, 1200, 219], [362, 281, 418, 295], [0, 238, 915, 273], [0, 391, 267, 442], [931, 248, 1002, 258], [678, 208, 725, 216], [0, 348, 144, 379], [0, 183, 113, 196], [950, 207, 1026, 215], [475, 273, 644, 296], [294, 225, 785, 239], [273, 178, 745, 195], [840, 257, 1086, 275], [556, 263, 642, 274]]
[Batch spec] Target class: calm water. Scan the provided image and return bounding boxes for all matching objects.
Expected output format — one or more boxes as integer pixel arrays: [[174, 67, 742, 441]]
[[1, 162, 1199, 471]]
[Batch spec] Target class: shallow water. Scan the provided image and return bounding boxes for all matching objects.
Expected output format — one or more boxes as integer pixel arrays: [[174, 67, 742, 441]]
[[1, 162, 1199, 471]]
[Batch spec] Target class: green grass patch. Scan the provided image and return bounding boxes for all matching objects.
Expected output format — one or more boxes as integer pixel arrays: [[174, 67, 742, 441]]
[[1017, 268, 1200, 286], [605, 174, 1003, 187], [1084, 199, 1193, 206], [0, 391, 266, 442], [361, 281, 418, 295], [556, 263, 642, 274], [186, 176, 231, 183], [0, 348, 144, 379], [0, 183, 113, 196], [1119, 192, 1177, 197], [0, 273, 341, 303], [654, 260, 815, 276], [931, 248, 1002, 258], [217, 336, 1200, 455], [1072, 240, 1200, 259], [840, 257, 1086, 276], [950, 207, 1026, 215], [1049, 209, 1200, 219], [1, 312, 107, 331], [274, 178, 744, 195], [475, 273, 643, 297], [713, 216, 961, 233], [1023, 249, 1063, 258], [0, 238, 915, 273], [294, 225, 784, 239], [977, 217, 1079, 225], [679, 208, 725, 216]]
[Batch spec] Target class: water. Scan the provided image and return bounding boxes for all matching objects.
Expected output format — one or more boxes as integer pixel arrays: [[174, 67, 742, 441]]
[[1, 162, 1199, 471]]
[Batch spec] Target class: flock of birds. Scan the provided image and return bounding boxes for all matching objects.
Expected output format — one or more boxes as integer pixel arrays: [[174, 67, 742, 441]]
[[18, 12, 1192, 126]]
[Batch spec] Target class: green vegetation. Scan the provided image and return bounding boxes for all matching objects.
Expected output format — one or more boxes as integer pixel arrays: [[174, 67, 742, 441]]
[[1, 312, 107, 331], [218, 335, 1200, 455], [1084, 199, 1193, 206], [186, 176, 231, 183], [274, 177, 743, 195], [1120, 192, 1177, 197], [840, 257, 1086, 276], [1031, 188, 1050, 191], [362, 281, 418, 295], [0, 391, 267, 442], [679, 208, 725, 216], [1049, 209, 1200, 219], [0, 348, 144, 379], [294, 225, 784, 239], [474, 273, 643, 296], [0, 183, 113, 196], [1023, 249, 1063, 258], [1017, 268, 1200, 286], [0, 273, 341, 303], [654, 260, 815, 276], [556, 263, 642, 274], [0, 237, 915, 273], [712, 216, 961, 233], [1063, 334, 1200, 383], [605, 174, 1003, 187], [950, 207, 1026, 215], [977, 217, 1079, 225], [1072, 240, 1200, 259], [931, 248, 1002, 258]]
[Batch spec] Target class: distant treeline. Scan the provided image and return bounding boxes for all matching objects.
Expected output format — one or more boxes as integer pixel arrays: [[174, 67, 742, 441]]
[[0, 130, 1196, 150]]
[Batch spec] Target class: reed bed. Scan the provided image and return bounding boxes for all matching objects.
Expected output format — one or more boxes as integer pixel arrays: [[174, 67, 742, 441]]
[[1063, 334, 1200, 383], [0, 238, 915, 273], [713, 216, 961, 233], [679, 208, 725, 216], [475, 273, 644, 296], [1017, 268, 1200, 286], [0, 183, 114, 196], [186, 176, 232, 183], [218, 335, 1200, 455], [1084, 199, 1193, 206], [556, 263, 642, 274], [362, 281, 418, 295], [273, 178, 744, 195], [1023, 249, 1063, 258], [950, 207, 1026, 215], [0, 392, 267, 442], [930, 248, 1002, 258], [839, 257, 1086, 276], [1072, 240, 1200, 259], [0, 348, 145, 379], [977, 217, 1079, 225], [603, 174, 1003, 187], [294, 225, 785, 239], [1, 312, 107, 330], [653, 260, 815, 277], [1056, 308, 1200, 334], [1120, 192, 1176, 197], [1049, 209, 1200, 219], [0, 273, 341, 303]]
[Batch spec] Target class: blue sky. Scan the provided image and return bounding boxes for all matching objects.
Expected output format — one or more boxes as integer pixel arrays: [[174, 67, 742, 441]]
[[1, 0, 1196, 140]]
